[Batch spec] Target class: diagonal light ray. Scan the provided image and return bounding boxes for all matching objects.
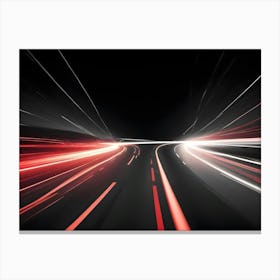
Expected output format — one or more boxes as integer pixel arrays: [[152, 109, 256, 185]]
[[26, 50, 107, 136], [191, 146, 261, 166], [184, 146, 261, 193], [197, 75, 261, 133], [196, 52, 224, 114], [184, 52, 224, 136], [58, 50, 112, 136], [20, 108, 48, 122], [183, 118, 197, 135], [61, 115, 97, 137], [222, 103, 261, 130]]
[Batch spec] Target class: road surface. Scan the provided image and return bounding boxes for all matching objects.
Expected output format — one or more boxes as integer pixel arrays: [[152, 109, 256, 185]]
[[20, 139, 261, 231]]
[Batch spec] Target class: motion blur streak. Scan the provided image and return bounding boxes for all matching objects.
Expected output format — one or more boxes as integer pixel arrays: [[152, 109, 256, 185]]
[[20, 143, 120, 172], [20, 50, 261, 230], [191, 146, 261, 166], [152, 185, 165, 230], [151, 167, 156, 182], [183, 145, 261, 193], [26, 50, 106, 135], [20, 147, 125, 215], [66, 182, 117, 231], [20, 162, 91, 192], [155, 145, 191, 231]]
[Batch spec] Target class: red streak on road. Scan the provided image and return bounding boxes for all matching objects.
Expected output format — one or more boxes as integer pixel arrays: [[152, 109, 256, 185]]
[[155, 146, 190, 231], [204, 155, 261, 184], [201, 150, 261, 174], [152, 185, 164, 230], [66, 182, 117, 231], [20, 161, 91, 192], [151, 167, 155, 182], [20, 144, 119, 172], [20, 148, 125, 215]]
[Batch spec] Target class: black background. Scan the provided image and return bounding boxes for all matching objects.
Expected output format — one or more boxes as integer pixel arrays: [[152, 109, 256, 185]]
[[20, 50, 261, 140]]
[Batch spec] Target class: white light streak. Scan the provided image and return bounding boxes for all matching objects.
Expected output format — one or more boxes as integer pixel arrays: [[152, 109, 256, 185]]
[[184, 146, 261, 193]]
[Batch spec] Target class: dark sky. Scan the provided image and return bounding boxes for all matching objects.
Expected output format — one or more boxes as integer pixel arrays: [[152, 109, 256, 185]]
[[20, 49, 261, 140]]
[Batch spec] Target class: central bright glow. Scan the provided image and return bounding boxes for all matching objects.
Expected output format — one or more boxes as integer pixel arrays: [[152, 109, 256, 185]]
[[183, 137, 261, 149]]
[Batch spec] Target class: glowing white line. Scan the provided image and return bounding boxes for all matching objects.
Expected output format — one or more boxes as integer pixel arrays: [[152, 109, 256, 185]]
[[185, 147, 261, 193], [191, 146, 261, 166], [20, 109, 48, 121], [198, 75, 261, 132], [106, 138, 261, 147], [58, 50, 111, 136], [183, 118, 197, 135], [193, 52, 224, 129], [222, 103, 261, 129], [61, 115, 96, 137], [26, 50, 106, 135]]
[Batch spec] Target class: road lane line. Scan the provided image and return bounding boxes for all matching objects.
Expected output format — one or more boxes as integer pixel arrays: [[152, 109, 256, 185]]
[[66, 181, 117, 231], [127, 155, 135, 165], [155, 144, 190, 231], [152, 185, 164, 230], [151, 167, 156, 182]]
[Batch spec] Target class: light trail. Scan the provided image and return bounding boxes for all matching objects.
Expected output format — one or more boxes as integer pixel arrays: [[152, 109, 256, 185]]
[[222, 103, 261, 129], [182, 118, 198, 135], [183, 146, 261, 193], [66, 181, 117, 230], [20, 137, 63, 143], [190, 146, 261, 166], [184, 52, 225, 136], [20, 161, 92, 192], [200, 150, 260, 174], [20, 108, 48, 122], [26, 50, 106, 135], [127, 155, 135, 165], [155, 144, 190, 230], [61, 115, 97, 137], [107, 138, 261, 147], [152, 185, 164, 230], [58, 50, 112, 136], [197, 52, 224, 111], [20, 148, 125, 215], [151, 167, 156, 182], [20, 144, 120, 172], [198, 75, 261, 133]]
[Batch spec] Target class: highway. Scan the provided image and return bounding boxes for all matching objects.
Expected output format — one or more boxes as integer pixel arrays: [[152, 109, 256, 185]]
[[20, 137, 260, 231]]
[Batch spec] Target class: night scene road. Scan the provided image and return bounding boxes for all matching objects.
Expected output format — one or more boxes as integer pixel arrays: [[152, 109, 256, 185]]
[[20, 50, 261, 231]]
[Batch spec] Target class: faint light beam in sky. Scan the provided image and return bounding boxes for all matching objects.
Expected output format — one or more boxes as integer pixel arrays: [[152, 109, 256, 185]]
[[26, 50, 107, 136], [58, 50, 112, 137], [197, 75, 261, 133]]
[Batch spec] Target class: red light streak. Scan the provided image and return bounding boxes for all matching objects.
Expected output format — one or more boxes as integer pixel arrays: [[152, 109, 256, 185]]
[[155, 145, 190, 231], [20, 144, 120, 172], [20, 148, 125, 215], [152, 185, 164, 230], [151, 167, 156, 182], [66, 181, 117, 230]]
